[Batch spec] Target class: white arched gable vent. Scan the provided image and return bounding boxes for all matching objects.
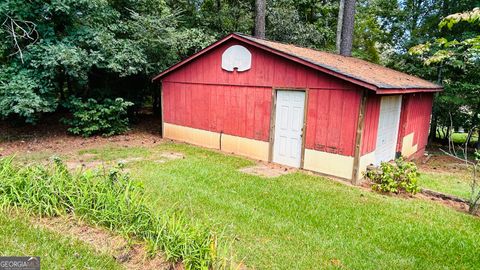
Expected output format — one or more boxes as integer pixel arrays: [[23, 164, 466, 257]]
[[221, 45, 252, 72]]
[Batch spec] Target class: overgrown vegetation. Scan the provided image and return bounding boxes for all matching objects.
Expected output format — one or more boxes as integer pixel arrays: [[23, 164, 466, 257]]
[[0, 157, 218, 269], [62, 97, 133, 137], [0, 209, 123, 269], [0, 208, 124, 270], [366, 158, 420, 195], [0, 0, 213, 123]]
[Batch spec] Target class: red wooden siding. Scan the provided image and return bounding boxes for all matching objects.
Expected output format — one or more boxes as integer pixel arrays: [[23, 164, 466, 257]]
[[162, 39, 362, 154], [305, 89, 362, 156], [361, 94, 381, 155], [163, 40, 352, 89], [163, 82, 271, 141], [397, 93, 434, 156]]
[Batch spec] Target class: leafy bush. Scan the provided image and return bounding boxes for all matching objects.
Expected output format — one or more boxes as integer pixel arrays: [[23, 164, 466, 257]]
[[0, 157, 217, 269], [63, 97, 133, 137], [0, 66, 57, 123], [365, 158, 420, 194]]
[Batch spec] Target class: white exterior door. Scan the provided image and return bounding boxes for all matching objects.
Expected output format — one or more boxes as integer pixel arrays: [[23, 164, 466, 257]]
[[375, 95, 402, 165], [273, 90, 306, 168]]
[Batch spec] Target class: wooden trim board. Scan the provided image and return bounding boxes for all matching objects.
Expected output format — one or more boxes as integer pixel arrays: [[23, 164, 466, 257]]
[[351, 90, 368, 184], [268, 88, 277, 163], [300, 88, 309, 168]]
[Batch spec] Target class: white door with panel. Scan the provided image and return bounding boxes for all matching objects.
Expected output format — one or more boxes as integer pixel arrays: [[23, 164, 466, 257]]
[[273, 90, 306, 168], [374, 95, 402, 165]]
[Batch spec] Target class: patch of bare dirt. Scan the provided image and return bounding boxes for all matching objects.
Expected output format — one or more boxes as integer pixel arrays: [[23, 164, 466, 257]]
[[65, 155, 147, 170], [65, 160, 106, 170], [416, 154, 468, 175], [35, 216, 175, 270], [117, 157, 144, 164], [239, 164, 293, 178], [416, 192, 475, 215], [0, 113, 163, 157], [154, 152, 185, 163]]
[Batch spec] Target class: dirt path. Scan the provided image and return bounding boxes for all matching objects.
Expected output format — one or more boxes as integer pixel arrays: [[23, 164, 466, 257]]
[[0, 114, 163, 157], [415, 153, 469, 175]]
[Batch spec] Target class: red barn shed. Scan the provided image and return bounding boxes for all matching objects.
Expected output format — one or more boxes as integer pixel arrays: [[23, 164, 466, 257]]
[[153, 33, 442, 183]]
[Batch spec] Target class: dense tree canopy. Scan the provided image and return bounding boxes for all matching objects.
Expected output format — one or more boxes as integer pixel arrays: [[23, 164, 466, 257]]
[[0, 0, 210, 122], [410, 7, 480, 143], [1, 0, 479, 143]]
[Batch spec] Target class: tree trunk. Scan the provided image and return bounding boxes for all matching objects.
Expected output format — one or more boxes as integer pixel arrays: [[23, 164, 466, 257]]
[[152, 85, 161, 116], [254, 0, 266, 39], [336, 0, 356, 56], [476, 129, 480, 150], [428, 113, 438, 144], [336, 0, 345, 54], [446, 125, 451, 143]]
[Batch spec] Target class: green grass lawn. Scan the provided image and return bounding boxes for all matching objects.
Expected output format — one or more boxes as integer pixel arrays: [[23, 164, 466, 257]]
[[0, 211, 122, 270], [436, 131, 479, 144], [418, 172, 471, 199], [451, 133, 479, 144], [12, 142, 480, 269], [78, 145, 150, 161], [94, 142, 479, 270]]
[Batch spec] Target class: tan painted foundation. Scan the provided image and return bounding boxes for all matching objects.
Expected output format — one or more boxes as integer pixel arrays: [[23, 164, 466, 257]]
[[164, 123, 269, 161], [401, 132, 418, 158], [165, 123, 377, 181], [164, 123, 220, 149], [303, 149, 354, 179], [221, 134, 269, 161]]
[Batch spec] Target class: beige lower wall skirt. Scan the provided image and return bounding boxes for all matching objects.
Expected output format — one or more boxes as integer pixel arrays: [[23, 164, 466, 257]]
[[164, 123, 220, 149], [401, 132, 418, 158], [163, 123, 269, 161], [221, 134, 269, 161], [165, 123, 373, 180], [303, 149, 354, 179]]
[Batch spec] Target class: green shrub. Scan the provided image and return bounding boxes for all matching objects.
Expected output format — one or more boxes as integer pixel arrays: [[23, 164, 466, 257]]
[[62, 97, 133, 137], [0, 157, 217, 269], [365, 158, 420, 195], [0, 66, 57, 124]]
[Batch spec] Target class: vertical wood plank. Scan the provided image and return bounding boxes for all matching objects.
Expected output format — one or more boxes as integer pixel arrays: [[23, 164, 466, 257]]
[[352, 90, 368, 184]]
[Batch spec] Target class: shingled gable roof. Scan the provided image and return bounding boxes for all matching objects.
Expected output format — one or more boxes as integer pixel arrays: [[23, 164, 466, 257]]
[[152, 33, 443, 94]]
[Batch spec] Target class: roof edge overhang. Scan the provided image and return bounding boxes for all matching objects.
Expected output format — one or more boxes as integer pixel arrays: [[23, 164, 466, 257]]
[[375, 88, 443, 94], [152, 33, 443, 93]]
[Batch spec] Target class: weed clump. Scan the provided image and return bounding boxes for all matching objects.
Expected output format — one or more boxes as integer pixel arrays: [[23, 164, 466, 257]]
[[0, 157, 216, 269]]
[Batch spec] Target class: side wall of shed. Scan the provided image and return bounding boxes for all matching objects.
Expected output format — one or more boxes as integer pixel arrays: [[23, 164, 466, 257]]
[[162, 39, 362, 179], [397, 92, 434, 158], [358, 92, 434, 172]]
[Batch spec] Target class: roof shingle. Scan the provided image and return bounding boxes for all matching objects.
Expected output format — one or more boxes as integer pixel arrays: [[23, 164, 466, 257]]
[[238, 33, 441, 90]]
